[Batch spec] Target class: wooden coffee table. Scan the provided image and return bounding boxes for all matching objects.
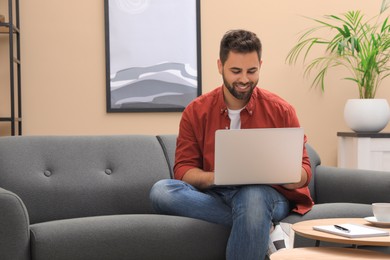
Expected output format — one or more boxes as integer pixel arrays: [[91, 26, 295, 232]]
[[292, 218, 390, 247], [270, 247, 390, 259]]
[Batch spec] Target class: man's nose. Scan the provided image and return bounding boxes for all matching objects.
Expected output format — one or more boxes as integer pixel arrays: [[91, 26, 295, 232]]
[[239, 73, 250, 83]]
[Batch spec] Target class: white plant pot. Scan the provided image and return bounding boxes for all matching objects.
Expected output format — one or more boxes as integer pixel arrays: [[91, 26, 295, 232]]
[[344, 99, 390, 133]]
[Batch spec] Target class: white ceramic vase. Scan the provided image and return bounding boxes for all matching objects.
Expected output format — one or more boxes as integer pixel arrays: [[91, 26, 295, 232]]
[[344, 99, 390, 133]]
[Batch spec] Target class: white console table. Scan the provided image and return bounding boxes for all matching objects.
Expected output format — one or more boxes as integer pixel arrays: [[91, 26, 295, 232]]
[[337, 132, 390, 171]]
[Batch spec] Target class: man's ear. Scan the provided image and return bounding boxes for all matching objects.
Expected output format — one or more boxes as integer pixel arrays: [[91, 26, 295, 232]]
[[217, 59, 223, 75]]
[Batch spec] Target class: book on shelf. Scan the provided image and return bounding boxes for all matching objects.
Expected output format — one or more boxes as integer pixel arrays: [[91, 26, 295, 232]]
[[313, 224, 389, 238]]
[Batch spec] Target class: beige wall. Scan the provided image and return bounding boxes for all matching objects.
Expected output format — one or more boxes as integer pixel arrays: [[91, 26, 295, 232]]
[[2, 0, 389, 166]]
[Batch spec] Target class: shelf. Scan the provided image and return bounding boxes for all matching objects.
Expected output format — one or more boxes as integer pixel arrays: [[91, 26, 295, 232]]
[[0, 22, 20, 33], [0, 117, 22, 122], [338, 133, 390, 171], [337, 132, 390, 138]]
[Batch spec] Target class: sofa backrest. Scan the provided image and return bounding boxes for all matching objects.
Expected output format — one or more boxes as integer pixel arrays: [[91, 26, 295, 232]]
[[305, 143, 321, 202], [0, 135, 171, 224], [157, 135, 177, 178]]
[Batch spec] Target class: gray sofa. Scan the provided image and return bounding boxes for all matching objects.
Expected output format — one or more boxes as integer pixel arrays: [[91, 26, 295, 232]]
[[1, 135, 389, 260]]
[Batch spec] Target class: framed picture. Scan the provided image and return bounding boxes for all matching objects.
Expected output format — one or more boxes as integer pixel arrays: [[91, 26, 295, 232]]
[[104, 0, 201, 112]]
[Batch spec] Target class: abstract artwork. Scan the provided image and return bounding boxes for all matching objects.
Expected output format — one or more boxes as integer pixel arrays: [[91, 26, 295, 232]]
[[104, 0, 201, 112]]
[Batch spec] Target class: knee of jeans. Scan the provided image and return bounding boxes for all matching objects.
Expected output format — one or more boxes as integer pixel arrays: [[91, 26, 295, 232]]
[[150, 179, 170, 202], [149, 179, 180, 211]]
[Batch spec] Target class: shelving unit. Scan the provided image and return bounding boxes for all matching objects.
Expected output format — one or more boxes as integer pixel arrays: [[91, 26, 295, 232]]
[[0, 0, 22, 135], [337, 132, 390, 171]]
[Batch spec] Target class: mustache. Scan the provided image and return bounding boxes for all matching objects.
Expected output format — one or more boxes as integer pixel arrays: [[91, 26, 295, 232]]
[[233, 82, 253, 86]]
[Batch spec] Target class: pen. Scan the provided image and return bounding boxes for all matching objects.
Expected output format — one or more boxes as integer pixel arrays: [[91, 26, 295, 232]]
[[334, 225, 350, 233]]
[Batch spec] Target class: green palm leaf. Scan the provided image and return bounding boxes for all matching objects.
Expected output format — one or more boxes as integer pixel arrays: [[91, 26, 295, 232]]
[[286, 0, 390, 99]]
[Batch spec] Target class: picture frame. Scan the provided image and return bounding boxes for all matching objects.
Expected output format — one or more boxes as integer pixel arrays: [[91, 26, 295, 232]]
[[104, 0, 202, 112]]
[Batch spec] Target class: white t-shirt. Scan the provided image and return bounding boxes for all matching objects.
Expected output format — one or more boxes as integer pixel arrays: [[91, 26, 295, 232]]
[[228, 108, 244, 129]]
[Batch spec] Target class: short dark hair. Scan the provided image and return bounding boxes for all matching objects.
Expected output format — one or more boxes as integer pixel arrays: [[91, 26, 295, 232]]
[[219, 29, 262, 65]]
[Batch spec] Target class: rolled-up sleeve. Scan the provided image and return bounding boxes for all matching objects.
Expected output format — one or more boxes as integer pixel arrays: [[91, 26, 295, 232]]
[[174, 107, 202, 180]]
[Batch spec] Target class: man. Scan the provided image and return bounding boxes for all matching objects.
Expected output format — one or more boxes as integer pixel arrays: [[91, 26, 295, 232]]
[[150, 29, 313, 260]]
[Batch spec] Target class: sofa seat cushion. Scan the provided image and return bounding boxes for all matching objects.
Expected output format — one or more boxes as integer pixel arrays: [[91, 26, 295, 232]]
[[282, 203, 373, 224], [30, 214, 229, 260]]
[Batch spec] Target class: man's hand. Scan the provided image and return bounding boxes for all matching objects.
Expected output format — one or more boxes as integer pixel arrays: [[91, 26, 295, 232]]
[[182, 168, 215, 190]]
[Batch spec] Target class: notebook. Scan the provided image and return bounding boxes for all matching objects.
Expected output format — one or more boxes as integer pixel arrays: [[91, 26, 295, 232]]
[[313, 224, 389, 238], [213, 127, 304, 185]]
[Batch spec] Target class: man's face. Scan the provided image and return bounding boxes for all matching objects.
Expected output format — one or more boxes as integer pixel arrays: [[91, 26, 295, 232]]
[[218, 51, 261, 104]]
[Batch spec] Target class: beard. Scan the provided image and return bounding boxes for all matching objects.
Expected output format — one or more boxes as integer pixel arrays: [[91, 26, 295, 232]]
[[223, 76, 258, 101]]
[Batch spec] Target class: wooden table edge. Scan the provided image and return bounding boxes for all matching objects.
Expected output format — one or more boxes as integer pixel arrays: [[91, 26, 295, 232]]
[[292, 218, 390, 247], [270, 247, 390, 259]]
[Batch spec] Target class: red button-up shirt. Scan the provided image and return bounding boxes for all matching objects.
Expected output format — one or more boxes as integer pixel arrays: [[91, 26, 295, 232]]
[[174, 86, 314, 214]]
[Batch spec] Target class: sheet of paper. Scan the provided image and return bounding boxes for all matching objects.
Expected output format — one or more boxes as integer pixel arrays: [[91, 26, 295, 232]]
[[313, 224, 389, 238]]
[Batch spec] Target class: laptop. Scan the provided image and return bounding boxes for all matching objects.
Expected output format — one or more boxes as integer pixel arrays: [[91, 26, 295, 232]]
[[214, 127, 304, 185]]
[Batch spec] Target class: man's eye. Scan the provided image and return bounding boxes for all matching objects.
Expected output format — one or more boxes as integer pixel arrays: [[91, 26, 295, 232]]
[[231, 70, 241, 74]]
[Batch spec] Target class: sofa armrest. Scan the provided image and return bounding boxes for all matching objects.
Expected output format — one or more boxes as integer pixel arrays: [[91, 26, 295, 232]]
[[315, 166, 390, 204], [0, 187, 30, 260]]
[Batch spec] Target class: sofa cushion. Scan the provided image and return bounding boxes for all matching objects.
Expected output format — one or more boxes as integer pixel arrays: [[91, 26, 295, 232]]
[[30, 214, 229, 260], [315, 166, 390, 204], [0, 136, 171, 224], [282, 203, 372, 224], [305, 144, 320, 202], [157, 135, 177, 178], [0, 188, 30, 260]]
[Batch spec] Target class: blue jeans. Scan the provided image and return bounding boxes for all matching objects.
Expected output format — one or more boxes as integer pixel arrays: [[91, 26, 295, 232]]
[[150, 179, 290, 260]]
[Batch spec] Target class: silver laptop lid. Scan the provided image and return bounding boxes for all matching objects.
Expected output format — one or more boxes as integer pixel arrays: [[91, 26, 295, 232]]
[[214, 127, 304, 185]]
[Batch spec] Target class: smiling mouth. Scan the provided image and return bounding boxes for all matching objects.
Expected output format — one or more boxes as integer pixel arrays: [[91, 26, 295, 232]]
[[235, 83, 251, 90]]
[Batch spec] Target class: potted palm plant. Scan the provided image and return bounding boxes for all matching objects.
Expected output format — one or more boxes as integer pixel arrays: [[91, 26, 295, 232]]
[[287, 0, 390, 132]]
